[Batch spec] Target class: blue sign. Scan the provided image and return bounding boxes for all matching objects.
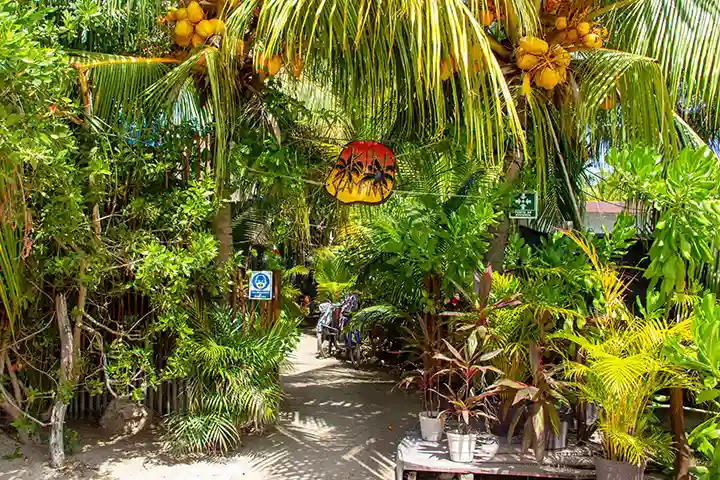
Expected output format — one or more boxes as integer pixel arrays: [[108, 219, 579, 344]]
[[248, 271, 273, 300]]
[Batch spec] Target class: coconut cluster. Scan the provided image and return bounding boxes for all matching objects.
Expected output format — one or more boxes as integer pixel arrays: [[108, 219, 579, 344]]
[[167, 2, 225, 48], [553, 16, 607, 49], [515, 37, 570, 90]]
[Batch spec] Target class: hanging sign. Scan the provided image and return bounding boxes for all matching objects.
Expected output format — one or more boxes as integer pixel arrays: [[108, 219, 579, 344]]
[[248, 271, 273, 300], [324, 141, 396, 205], [509, 191, 538, 219]]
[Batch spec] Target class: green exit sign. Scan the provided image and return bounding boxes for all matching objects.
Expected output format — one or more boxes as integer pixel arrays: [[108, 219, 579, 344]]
[[510, 191, 538, 220]]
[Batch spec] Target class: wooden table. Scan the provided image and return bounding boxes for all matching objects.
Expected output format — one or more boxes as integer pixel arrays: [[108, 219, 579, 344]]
[[395, 430, 598, 480]]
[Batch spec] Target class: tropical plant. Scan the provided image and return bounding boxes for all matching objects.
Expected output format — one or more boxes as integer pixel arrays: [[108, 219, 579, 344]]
[[312, 247, 357, 302], [164, 303, 299, 454], [688, 416, 720, 480], [500, 341, 570, 463], [606, 147, 720, 298], [434, 338, 503, 434], [555, 233, 692, 467]]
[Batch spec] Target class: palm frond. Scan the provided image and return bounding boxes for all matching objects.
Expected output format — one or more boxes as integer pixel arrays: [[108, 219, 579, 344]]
[[251, 0, 526, 161], [602, 0, 720, 130]]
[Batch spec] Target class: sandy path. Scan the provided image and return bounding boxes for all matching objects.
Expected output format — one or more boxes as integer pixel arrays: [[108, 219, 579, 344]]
[[0, 333, 417, 480]]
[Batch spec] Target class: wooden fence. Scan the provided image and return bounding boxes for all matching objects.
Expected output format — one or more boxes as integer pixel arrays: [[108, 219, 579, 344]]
[[66, 379, 188, 420]]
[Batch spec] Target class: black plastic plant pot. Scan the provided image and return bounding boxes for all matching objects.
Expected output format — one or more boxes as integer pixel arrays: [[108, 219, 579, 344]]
[[594, 457, 645, 480]]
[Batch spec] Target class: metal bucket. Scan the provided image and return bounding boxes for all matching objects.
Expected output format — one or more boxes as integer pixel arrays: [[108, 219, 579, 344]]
[[546, 420, 569, 450], [594, 456, 645, 480]]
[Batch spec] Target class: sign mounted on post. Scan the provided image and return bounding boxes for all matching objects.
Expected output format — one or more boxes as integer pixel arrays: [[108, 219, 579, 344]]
[[248, 271, 273, 300], [509, 191, 538, 220]]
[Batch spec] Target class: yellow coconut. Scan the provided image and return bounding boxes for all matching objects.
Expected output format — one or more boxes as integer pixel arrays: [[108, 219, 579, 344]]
[[186, 1, 204, 23], [554, 31, 568, 43], [175, 8, 188, 20], [195, 19, 214, 38], [481, 11, 494, 26], [519, 37, 549, 56], [516, 52, 541, 71], [576, 22, 591, 36], [599, 95, 616, 110], [191, 34, 205, 48], [535, 66, 560, 90], [266, 55, 283, 76], [583, 33, 602, 48], [522, 73, 532, 96], [167, 9, 178, 21], [175, 19, 194, 38], [555, 16, 568, 31], [209, 18, 225, 35], [553, 50, 571, 67], [566, 28, 579, 43], [176, 34, 192, 47]]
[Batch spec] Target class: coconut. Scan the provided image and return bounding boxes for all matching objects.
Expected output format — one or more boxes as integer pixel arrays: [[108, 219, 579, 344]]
[[583, 33, 602, 48], [566, 28, 579, 43], [209, 18, 225, 35], [176, 33, 192, 47], [195, 19, 214, 38], [519, 37, 549, 55], [599, 95, 616, 110], [555, 16, 567, 31], [516, 52, 541, 70], [191, 34, 205, 48], [481, 11, 494, 26], [175, 19, 194, 38], [576, 22, 591, 36], [187, 1, 204, 23], [535, 66, 560, 90], [266, 55, 283, 76], [167, 9, 178, 21], [175, 8, 188, 20]]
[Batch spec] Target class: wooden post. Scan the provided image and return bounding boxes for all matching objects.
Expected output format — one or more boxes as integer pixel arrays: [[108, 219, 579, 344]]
[[271, 270, 281, 326]]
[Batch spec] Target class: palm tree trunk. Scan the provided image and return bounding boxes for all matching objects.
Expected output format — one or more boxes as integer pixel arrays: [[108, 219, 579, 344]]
[[214, 202, 233, 265], [670, 388, 690, 480], [485, 148, 522, 271]]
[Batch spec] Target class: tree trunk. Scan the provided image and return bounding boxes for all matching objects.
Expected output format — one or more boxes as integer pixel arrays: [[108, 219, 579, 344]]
[[485, 148, 522, 271], [214, 201, 234, 265], [48, 400, 67, 468], [671, 388, 690, 480], [49, 293, 74, 468]]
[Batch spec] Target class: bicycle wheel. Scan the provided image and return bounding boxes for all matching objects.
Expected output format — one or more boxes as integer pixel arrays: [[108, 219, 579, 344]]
[[348, 342, 361, 368]]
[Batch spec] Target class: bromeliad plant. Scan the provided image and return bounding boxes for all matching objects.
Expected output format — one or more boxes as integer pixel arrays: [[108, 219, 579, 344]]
[[434, 337, 503, 434]]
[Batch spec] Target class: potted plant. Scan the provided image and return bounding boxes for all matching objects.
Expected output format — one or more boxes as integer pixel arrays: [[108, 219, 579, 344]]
[[556, 232, 691, 480], [498, 341, 571, 461], [434, 338, 503, 463], [398, 367, 444, 442]]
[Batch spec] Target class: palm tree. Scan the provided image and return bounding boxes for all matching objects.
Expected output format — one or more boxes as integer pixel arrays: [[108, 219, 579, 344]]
[[69, 0, 720, 268]]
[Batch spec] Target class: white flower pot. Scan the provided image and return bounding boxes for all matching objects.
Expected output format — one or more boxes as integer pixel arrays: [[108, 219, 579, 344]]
[[446, 431, 477, 463], [419, 411, 445, 442], [475, 433, 500, 461]]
